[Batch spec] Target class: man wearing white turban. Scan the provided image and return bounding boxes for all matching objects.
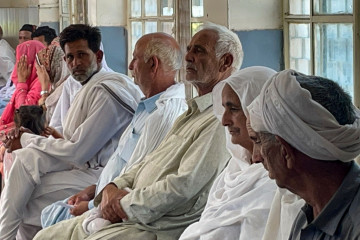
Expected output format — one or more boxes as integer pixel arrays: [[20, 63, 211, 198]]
[[180, 66, 277, 240], [248, 69, 360, 240]]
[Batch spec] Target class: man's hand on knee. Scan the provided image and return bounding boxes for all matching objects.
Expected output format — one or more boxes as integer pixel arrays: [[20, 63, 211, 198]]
[[70, 200, 89, 216], [68, 184, 96, 206], [100, 183, 129, 223]]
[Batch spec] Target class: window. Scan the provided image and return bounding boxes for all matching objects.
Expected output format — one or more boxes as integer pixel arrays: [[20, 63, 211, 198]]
[[128, 0, 176, 57], [191, 0, 204, 36], [284, 0, 360, 106], [59, 0, 87, 31], [128, 0, 205, 98]]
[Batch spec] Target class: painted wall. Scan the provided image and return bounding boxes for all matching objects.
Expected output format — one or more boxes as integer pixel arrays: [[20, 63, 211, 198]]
[[88, 0, 127, 26], [205, 0, 228, 27], [228, 0, 284, 71], [236, 30, 284, 71], [38, 0, 59, 34], [88, 0, 128, 74], [0, 0, 38, 8], [99, 26, 128, 74], [228, 0, 282, 30]]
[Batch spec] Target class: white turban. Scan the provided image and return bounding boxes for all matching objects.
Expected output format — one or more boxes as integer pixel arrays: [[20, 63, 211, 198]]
[[213, 66, 276, 168], [248, 69, 360, 162]]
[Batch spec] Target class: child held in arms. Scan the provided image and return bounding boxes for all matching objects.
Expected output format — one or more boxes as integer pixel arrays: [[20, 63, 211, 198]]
[[1, 105, 62, 180]]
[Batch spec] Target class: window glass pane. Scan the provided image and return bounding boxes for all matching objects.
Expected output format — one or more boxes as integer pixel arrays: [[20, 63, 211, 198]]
[[191, 22, 202, 36], [145, 21, 157, 34], [131, 0, 141, 17], [62, 0, 69, 14], [314, 0, 353, 14], [289, 0, 310, 15], [192, 0, 204, 17], [131, 21, 143, 51], [71, 0, 75, 18], [315, 23, 353, 98], [289, 23, 311, 74], [145, 0, 157, 16], [161, 0, 174, 16], [160, 22, 174, 36], [77, 0, 85, 23], [62, 17, 70, 29]]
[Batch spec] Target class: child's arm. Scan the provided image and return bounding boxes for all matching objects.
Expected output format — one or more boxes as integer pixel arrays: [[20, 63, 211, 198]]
[[43, 126, 63, 139]]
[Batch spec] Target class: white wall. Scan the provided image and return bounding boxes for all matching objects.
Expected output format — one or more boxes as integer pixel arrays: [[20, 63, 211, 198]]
[[0, 0, 38, 8], [205, 0, 228, 27], [88, 0, 127, 26], [38, 0, 59, 23], [228, 0, 282, 30]]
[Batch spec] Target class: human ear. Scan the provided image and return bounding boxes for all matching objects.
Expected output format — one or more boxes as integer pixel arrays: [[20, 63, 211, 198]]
[[219, 53, 234, 72], [96, 50, 104, 64], [150, 56, 159, 73], [276, 136, 296, 169]]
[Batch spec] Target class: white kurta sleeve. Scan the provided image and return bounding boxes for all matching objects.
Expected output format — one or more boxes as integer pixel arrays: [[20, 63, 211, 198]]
[[21, 86, 133, 168]]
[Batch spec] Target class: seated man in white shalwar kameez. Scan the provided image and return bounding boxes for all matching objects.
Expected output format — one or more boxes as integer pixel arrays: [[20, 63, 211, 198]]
[[248, 70, 360, 240], [180, 66, 277, 240], [49, 42, 114, 135], [34, 22, 243, 240], [0, 24, 143, 240], [40, 32, 187, 228]]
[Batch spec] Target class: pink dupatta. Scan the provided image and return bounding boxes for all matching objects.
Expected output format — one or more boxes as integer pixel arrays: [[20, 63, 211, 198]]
[[0, 40, 45, 135]]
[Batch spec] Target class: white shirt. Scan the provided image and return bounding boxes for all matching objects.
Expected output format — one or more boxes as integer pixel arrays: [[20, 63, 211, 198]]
[[0, 39, 15, 88]]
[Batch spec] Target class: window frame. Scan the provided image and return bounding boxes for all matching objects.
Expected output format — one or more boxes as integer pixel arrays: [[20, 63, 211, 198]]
[[127, 0, 177, 67], [127, 0, 207, 99], [283, 0, 360, 107], [59, 0, 87, 31]]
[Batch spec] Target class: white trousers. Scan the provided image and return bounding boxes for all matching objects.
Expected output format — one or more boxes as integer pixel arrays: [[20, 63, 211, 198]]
[[0, 148, 102, 240]]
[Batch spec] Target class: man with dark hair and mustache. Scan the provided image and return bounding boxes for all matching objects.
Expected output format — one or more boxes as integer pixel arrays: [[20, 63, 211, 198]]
[[34, 22, 244, 240]]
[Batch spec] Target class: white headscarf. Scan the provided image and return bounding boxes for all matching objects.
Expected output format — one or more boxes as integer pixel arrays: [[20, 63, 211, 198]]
[[248, 69, 360, 162], [100, 42, 114, 72], [180, 66, 277, 240], [213, 66, 277, 169]]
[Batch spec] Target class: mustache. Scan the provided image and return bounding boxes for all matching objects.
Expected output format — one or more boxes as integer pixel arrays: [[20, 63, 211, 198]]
[[72, 67, 84, 72], [130, 70, 135, 77], [186, 64, 197, 70], [228, 127, 240, 132]]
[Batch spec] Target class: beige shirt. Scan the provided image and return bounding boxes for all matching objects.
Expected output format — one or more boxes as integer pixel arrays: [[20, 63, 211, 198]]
[[94, 93, 231, 238]]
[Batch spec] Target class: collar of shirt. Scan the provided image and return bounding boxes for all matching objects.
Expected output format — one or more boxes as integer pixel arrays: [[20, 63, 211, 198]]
[[302, 161, 360, 236], [135, 92, 162, 116], [188, 93, 213, 113]]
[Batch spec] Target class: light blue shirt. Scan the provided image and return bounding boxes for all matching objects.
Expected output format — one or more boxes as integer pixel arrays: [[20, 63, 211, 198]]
[[88, 93, 161, 209]]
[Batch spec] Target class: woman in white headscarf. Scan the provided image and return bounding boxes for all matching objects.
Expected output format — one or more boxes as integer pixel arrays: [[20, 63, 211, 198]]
[[180, 66, 277, 240]]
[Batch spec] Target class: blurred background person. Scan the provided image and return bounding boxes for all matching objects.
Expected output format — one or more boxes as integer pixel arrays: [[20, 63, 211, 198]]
[[32, 26, 57, 47], [0, 25, 15, 88], [19, 24, 36, 45]]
